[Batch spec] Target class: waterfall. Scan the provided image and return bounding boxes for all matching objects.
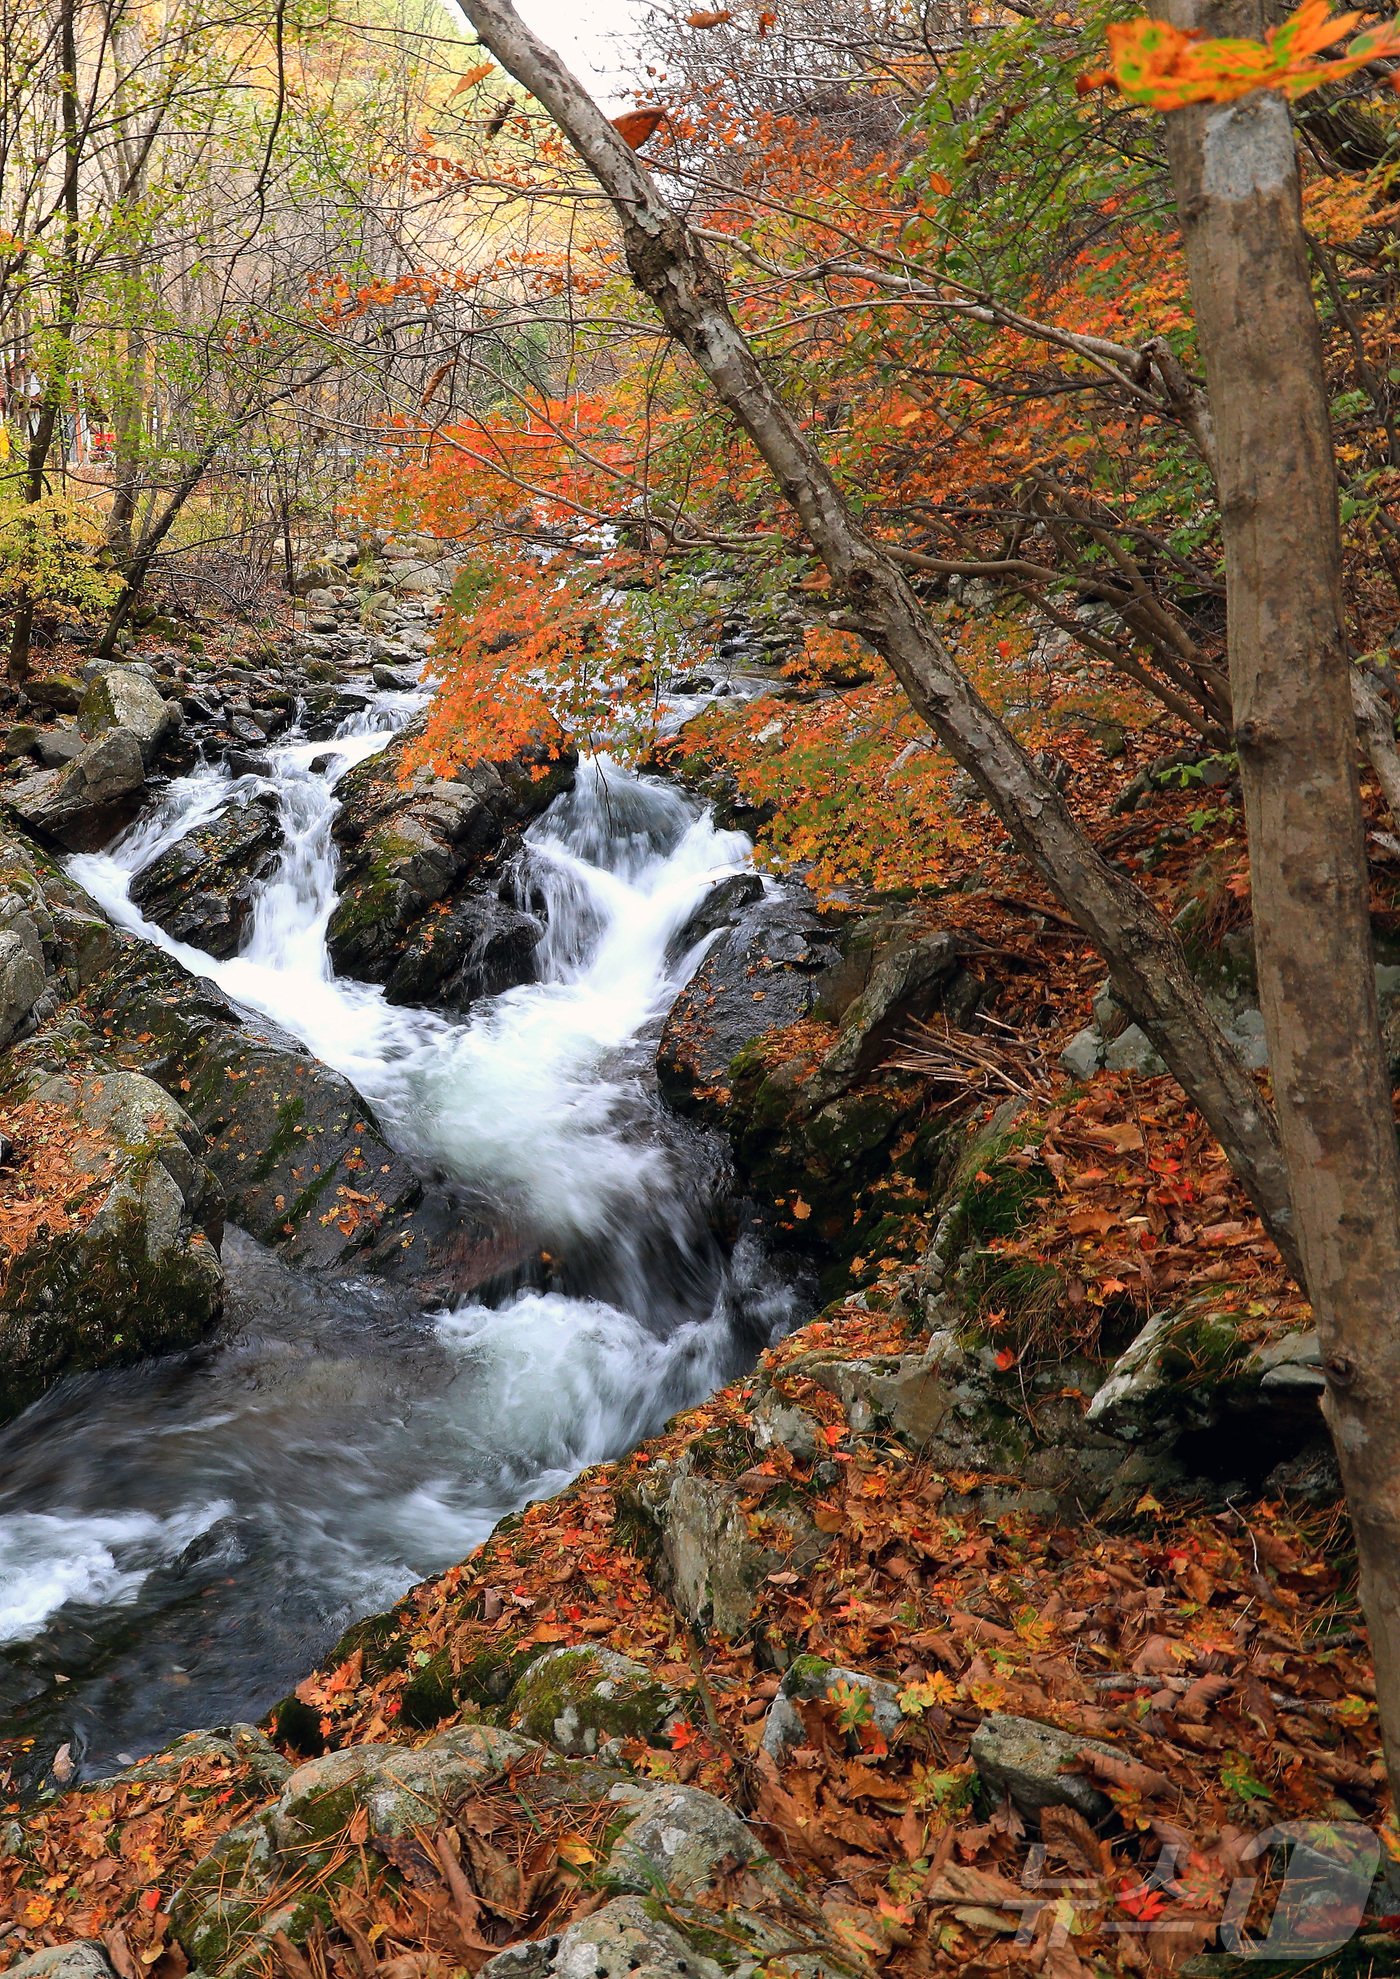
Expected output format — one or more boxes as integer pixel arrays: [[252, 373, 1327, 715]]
[[0, 687, 799, 1774]]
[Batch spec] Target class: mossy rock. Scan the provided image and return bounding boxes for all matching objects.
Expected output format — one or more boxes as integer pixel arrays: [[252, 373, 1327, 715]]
[[507, 1645, 679, 1757]]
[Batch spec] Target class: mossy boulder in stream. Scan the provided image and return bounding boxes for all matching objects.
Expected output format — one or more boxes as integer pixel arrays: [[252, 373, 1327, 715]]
[[327, 720, 575, 1009], [82, 942, 531, 1299], [0, 1068, 224, 1421]]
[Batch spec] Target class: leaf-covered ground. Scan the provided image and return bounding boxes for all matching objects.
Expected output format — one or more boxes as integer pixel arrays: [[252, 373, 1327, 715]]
[[3, 633, 1397, 1976]]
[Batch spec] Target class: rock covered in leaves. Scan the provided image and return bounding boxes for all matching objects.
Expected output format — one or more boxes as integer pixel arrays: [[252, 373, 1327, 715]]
[[657, 891, 839, 1106], [326, 720, 575, 1009], [0, 1067, 224, 1420]]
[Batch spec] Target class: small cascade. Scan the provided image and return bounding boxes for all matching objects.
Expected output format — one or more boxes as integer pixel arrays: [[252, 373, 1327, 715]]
[[0, 685, 801, 1774]]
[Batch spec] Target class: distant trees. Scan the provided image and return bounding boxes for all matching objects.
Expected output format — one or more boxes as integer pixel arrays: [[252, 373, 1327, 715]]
[[0, 0, 542, 679]]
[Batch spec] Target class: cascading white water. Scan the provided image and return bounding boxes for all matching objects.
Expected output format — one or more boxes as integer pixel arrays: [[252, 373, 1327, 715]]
[[0, 686, 800, 1773]]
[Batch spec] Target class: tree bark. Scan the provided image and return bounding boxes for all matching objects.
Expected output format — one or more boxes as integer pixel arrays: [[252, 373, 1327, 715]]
[[1161, 0, 1400, 1808], [454, 0, 1302, 1277]]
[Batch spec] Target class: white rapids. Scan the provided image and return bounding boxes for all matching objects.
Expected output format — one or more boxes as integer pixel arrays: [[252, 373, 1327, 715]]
[[0, 684, 801, 1772]]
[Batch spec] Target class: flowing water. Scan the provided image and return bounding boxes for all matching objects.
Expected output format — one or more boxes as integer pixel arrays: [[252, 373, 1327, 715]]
[[0, 686, 802, 1778]]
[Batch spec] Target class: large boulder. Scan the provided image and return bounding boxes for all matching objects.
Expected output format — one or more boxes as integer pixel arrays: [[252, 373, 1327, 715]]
[[0, 1067, 225, 1420], [4, 728, 146, 852], [77, 663, 181, 765], [130, 790, 284, 958], [0, 823, 115, 1044], [326, 722, 575, 1008], [0, 909, 45, 1046], [658, 893, 841, 1107]]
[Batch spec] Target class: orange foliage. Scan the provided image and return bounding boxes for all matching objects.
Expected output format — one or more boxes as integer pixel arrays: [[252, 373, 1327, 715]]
[[1082, 0, 1400, 106]]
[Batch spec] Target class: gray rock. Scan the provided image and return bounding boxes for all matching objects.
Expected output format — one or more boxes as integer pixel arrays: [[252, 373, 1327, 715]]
[[607, 1783, 789, 1899], [811, 932, 964, 1097], [762, 1659, 904, 1765], [1059, 1025, 1104, 1080], [479, 1942, 561, 1979], [670, 870, 765, 957], [2, 1948, 115, 1979], [270, 1725, 536, 1854], [169, 1813, 283, 1975], [508, 1645, 679, 1756], [803, 1337, 963, 1444], [970, 1712, 1116, 1823], [392, 559, 452, 595], [36, 728, 84, 769], [78, 664, 179, 766], [628, 1455, 829, 1637], [3, 722, 40, 760], [548, 1898, 724, 1979], [0, 911, 46, 1044], [1102, 1023, 1166, 1076], [6, 728, 147, 852], [25, 673, 85, 715]]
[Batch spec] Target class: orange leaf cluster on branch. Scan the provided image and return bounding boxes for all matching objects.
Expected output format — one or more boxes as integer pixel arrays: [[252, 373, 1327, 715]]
[[1080, 0, 1400, 107]]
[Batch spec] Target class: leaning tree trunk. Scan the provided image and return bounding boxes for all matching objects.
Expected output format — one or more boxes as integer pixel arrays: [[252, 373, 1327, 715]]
[[1162, 0, 1400, 1809], [454, 0, 1301, 1280]]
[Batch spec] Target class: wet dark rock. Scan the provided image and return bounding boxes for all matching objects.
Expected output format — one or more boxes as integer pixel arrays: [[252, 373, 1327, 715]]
[[130, 791, 284, 959], [657, 892, 839, 1108], [83, 942, 529, 1299], [0, 1067, 225, 1423], [327, 720, 574, 1006], [669, 870, 765, 960], [807, 931, 967, 1101]]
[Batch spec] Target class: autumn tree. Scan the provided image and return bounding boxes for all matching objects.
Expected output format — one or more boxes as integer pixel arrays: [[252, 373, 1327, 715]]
[[450, 0, 1400, 1803], [1144, 0, 1400, 1815]]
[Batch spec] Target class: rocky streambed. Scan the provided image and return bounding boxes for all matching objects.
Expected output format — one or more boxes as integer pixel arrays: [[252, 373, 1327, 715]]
[[0, 557, 821, 1781]]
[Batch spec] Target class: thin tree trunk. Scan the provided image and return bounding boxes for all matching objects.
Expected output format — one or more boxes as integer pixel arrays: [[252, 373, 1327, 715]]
[[1161, 0, 1400, 1808], [9, 0, 80, 687], [454, 0, 1302, 1276]]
